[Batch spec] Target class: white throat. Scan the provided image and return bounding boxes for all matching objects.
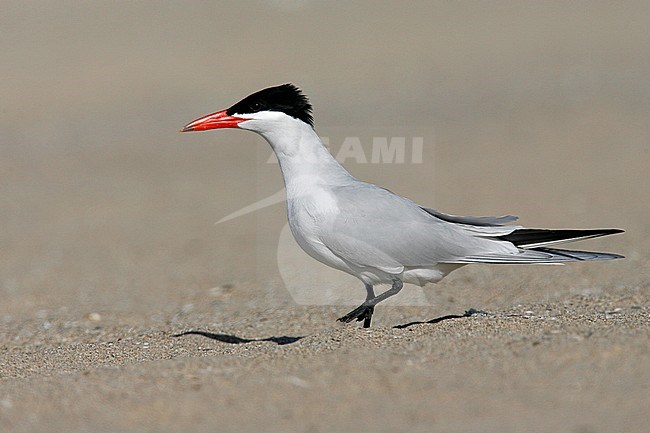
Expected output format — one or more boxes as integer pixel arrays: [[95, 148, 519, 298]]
[[238, 113, 354, 194]]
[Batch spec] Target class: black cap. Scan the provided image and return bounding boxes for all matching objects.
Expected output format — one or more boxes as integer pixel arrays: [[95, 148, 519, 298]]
[[226, 83, 313, 127]]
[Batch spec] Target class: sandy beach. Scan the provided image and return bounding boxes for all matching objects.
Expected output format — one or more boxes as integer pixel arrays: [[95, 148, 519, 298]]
[[1, 2, 648, 432]]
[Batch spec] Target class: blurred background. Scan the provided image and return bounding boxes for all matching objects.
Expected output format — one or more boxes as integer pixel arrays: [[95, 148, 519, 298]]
[[1, 1, 648, 318]]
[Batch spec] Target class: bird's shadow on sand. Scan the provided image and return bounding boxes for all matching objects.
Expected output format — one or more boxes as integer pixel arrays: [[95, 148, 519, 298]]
[[393, 308, 485, 329], [173, 330, 304, 346], [173, 309, 484, 344]]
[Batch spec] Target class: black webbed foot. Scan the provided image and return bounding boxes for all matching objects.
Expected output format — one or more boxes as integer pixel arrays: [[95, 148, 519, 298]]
[[338, 305, 374, 327]]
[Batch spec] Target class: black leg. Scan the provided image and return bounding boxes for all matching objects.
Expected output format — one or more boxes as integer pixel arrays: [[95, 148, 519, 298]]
[[363, 284, 375, 328], [362, 306, 374, 328], [338, 279, 403, 326]]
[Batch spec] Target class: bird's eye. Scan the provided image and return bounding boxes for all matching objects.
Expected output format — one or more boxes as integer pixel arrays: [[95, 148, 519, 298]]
[[251, 102, 262, 111]]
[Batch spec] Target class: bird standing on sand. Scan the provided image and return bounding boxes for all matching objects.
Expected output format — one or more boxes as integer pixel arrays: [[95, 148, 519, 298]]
[[181, 84, 623, 328]]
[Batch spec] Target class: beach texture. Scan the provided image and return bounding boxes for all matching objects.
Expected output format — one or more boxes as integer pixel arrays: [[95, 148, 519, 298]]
[[1, 2, 648, 432]]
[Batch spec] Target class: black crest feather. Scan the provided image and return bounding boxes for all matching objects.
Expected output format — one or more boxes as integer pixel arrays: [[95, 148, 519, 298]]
[[226, 83, 313, 127]]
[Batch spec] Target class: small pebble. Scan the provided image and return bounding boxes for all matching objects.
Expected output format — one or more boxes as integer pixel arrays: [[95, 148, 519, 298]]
[[87, 312, 102, 322], [286, 376, 310, 388]]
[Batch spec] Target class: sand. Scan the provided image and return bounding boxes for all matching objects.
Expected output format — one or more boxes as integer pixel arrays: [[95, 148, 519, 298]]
[[1, 2, 648, 432]]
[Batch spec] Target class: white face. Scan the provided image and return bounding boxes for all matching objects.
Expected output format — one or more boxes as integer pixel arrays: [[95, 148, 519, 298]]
[[228, 109, 317, 159], [234, 110, 303, 134]]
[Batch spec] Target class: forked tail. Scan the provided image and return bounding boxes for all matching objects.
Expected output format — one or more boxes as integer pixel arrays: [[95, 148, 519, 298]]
[[497, 228, 624, 263]]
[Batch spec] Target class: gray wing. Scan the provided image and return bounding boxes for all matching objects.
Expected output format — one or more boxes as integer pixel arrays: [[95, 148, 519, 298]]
[[319, 183, 537, 271], [420, 207, 518, 227]]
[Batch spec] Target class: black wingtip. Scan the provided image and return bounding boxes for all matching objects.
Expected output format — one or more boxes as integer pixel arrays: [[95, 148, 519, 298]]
[[501, 228, 625, 248]]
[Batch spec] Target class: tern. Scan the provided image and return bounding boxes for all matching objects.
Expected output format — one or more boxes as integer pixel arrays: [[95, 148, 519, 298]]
[[181, 84, 623, 328]]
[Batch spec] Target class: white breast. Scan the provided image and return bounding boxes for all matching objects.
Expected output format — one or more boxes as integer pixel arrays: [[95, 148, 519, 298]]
[[286, 185, 353, 274]]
